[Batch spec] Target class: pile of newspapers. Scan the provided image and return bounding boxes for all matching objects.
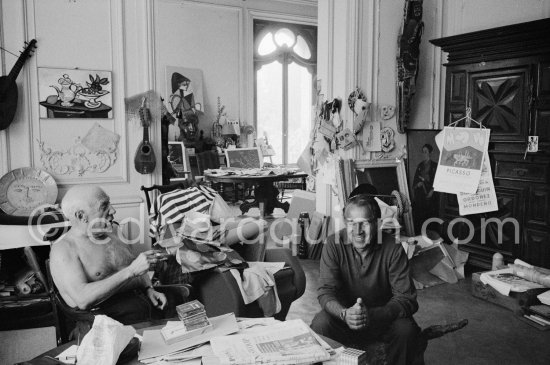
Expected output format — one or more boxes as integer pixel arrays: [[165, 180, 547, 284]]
[[138, 315, 341, 365]]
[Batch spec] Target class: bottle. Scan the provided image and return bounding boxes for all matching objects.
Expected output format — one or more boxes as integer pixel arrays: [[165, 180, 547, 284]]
[[492, 252, 504, 271], [298, 212, 310, 259]]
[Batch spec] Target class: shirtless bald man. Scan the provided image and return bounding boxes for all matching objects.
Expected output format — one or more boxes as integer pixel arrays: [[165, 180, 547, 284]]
[[50, 185, 180, 325]]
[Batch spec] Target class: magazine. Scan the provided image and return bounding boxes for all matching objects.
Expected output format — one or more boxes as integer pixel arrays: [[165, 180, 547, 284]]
[[209, 319, 331, 365], [480, 268, 545, 296]]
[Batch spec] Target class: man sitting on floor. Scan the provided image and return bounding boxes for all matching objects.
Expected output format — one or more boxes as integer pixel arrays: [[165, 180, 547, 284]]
[[50, 185, 185, 325], [311, 194, 421, 365]]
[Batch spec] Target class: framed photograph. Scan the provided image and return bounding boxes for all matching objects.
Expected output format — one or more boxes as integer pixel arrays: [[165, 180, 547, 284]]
[[225, 147, 263, 169], [168, 141, 190, 179], [406, 129, 441, 233], [38, 68, 113, 118]]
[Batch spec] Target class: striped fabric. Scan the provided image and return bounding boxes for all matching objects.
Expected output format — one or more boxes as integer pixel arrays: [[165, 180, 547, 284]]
[[149, 185, 218, 238]]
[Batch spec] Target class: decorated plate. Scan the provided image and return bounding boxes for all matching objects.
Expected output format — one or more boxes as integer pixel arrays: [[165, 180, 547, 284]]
[[0, 167, 58, 216]]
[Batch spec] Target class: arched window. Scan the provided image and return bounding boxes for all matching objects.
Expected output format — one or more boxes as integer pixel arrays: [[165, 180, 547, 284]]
[[254, 20, 317, 165]]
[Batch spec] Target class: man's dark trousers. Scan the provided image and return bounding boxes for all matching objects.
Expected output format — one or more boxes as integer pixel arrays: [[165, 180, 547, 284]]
[[311, 309, 424, 365]]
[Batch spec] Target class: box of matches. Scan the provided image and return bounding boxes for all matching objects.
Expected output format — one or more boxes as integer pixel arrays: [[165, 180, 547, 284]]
[[176, 300, 205, 320], [337, 347, 367, 365]]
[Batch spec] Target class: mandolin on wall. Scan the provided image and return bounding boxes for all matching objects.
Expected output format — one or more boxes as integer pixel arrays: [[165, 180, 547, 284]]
[[0, 39, 37, 130], [134, 97, 157, 174]]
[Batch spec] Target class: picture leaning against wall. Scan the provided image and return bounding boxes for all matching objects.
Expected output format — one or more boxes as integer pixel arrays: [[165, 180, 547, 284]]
[[407, 129, 441, 233]]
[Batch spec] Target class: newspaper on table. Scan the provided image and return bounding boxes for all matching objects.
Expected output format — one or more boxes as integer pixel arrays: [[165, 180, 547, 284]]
[[209, 319, 331, 365], [457, 151, 498, 215], [139, 313, 239, 362], [434, 127, 490, 194], [480, 268, 545, 296]]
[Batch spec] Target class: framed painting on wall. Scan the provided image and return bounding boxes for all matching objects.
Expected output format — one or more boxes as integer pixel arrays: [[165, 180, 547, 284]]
[[38, 68, 113, 118], [407, 129, 442, 233], [165, 66, 204, 142]]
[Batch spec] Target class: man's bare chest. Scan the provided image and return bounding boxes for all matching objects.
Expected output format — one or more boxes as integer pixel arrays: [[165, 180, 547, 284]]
[[77, 239, 134, 281]]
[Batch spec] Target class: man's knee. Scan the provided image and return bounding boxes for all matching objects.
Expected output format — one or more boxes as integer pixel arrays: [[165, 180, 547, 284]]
[[310, 310, 334, 336], [388, 317, 420, 341]]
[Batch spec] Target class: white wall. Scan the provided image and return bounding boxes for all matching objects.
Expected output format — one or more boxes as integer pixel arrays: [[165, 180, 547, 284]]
[[316, 0, 550, 217], [0, 0, 316, 246]]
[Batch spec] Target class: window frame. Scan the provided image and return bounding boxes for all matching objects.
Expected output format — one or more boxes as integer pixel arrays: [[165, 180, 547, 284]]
[[253, 19, 317, 165]]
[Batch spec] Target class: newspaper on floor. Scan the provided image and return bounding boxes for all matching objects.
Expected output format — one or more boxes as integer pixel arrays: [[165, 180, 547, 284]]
[[209, 319, 331, 365], [480, 268, 545, 296]]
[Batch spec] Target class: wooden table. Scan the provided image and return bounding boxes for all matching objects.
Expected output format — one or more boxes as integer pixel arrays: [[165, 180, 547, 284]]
[[204, 172, 308, 217], [27, 318, 340, 365]]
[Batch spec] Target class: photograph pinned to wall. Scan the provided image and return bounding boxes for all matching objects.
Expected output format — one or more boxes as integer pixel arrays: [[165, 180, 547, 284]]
[[167, 141, 190, 180], [166, 67, 204, 142], [527, 136, 539, 153], [407, 129, 441, 233], [38, 68, 113, 118], [363, 121, 381, 151]]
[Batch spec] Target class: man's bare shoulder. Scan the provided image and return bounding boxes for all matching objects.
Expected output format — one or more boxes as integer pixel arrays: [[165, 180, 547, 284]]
[[50, 234, 79, 263]]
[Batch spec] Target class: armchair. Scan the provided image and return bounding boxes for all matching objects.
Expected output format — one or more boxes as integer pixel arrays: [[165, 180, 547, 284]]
[[141, 183, 306, 320], [194, 247, 306, 321]]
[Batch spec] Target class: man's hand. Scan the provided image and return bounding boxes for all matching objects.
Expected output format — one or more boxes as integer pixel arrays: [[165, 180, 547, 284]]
[[146, 288, 167, 310], [126, 250, 160, 277], [345, 298, 369, 330]]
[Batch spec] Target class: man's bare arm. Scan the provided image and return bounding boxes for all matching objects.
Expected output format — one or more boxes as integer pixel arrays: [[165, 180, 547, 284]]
[[50, 245, 156, 310]]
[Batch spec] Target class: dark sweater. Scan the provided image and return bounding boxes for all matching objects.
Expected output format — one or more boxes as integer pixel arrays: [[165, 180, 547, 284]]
[[318, 229, 418, 325]]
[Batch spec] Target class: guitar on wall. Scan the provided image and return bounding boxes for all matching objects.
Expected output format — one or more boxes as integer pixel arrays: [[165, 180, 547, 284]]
[[134, 97, 157, 174], [0, 39, 37, 130]]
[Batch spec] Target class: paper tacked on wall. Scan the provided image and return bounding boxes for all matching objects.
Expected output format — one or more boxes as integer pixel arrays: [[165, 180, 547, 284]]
[[434, 127, 490, 194]]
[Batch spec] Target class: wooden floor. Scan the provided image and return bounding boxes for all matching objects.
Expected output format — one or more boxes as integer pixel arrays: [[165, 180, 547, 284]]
[[288, 259, 550, 365]]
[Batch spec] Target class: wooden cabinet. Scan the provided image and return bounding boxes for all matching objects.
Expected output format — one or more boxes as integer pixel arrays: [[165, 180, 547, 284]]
[[431, 19, 550, 269]]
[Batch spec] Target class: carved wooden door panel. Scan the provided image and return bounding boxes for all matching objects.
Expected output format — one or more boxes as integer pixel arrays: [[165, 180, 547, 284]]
[[535, 62, 550, 144], [469, 65, 531, 141]]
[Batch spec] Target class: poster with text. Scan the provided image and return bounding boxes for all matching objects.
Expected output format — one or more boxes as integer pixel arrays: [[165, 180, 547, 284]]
[[457, 152, 498, 215], [433, 127, 490, 194]]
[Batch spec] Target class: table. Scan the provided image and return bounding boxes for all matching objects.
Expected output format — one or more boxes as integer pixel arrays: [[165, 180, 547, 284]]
[[28, 318, 341, 365], [40, 100, 112, 118], [204, 172, 308, 217]]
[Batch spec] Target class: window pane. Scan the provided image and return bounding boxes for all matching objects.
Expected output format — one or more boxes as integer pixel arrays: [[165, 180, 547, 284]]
[[274, 28, 295, 48], [258, 32, 276, 56], [287, 62, 312, 165], [257, 61, 283, 164], [293, 35, 311, 59]]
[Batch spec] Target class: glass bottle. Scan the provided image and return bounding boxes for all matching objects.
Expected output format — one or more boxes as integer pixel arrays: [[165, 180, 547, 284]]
[[298, 212, 310, 259]]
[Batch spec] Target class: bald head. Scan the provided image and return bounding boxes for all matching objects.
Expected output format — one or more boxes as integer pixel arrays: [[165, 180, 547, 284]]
[[62, 186, 109, 222]]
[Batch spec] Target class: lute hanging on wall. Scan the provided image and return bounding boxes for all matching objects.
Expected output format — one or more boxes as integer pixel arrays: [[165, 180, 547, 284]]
[[134, 97, 156, 174], [0, 39, 37, 130]]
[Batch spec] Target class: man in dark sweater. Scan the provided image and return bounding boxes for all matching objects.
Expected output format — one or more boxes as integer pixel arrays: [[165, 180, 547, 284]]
[[311, 194, 421, 365]]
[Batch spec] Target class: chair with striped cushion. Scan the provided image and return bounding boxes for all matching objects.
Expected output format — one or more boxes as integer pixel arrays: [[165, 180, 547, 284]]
[[140, 183, 306, 320]]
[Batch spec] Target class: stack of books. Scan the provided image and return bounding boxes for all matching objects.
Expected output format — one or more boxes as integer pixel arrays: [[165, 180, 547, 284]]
[[524, 304, 550, 330], [161, 300, 212, 345]]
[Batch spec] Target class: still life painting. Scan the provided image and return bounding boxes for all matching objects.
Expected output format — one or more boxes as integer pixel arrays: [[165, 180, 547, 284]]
[[38, 68, 113, 118]]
